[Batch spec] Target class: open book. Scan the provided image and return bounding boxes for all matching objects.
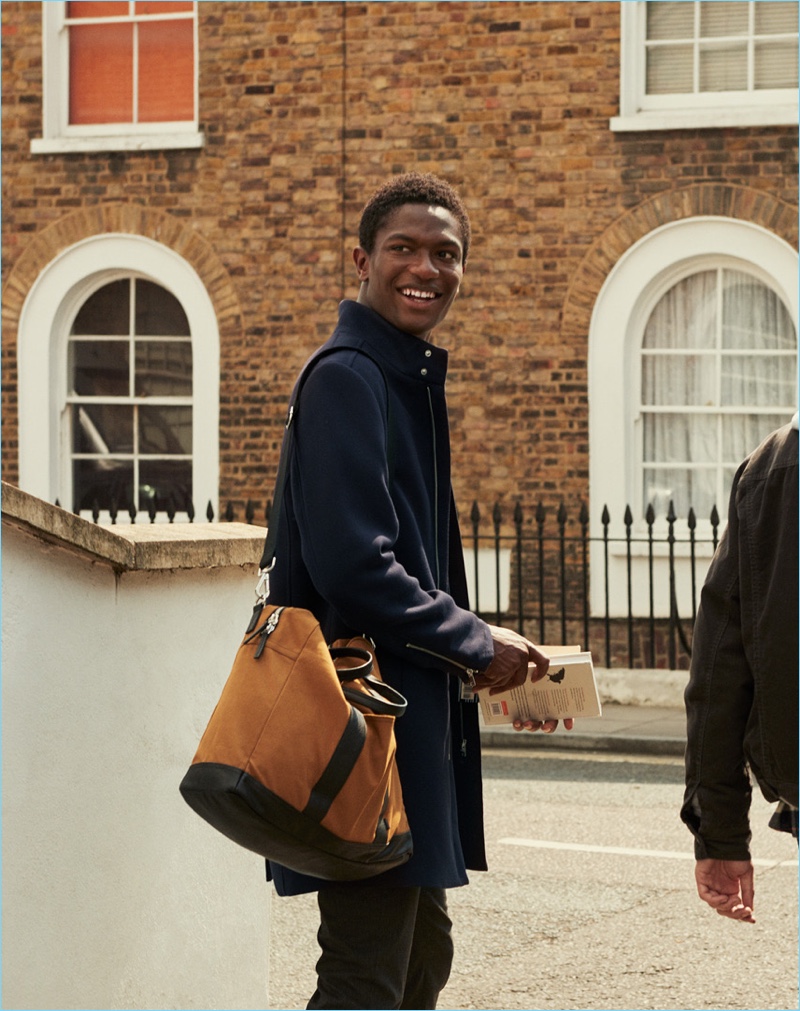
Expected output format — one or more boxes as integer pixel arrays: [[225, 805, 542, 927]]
[[477, 645, 602, 725]]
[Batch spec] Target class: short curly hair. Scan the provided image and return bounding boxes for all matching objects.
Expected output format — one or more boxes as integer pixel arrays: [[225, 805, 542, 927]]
[[358, 172, 471, 265]]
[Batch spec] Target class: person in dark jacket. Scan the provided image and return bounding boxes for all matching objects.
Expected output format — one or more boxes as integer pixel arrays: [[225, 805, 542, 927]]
[[681, 414, 799, 925], [266, 172, 571, 1009]]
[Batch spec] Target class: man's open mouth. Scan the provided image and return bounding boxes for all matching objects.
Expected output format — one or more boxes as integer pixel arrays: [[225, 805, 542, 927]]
[[400, 288, 439, 301]]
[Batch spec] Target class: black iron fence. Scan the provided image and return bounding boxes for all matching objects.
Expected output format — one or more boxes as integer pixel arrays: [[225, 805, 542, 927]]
[[464, 500, 722, 672], [73, 494, 722, 671]]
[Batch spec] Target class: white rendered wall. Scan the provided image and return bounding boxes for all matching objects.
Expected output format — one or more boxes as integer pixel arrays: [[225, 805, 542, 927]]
[[2, 524, 270, 1010]]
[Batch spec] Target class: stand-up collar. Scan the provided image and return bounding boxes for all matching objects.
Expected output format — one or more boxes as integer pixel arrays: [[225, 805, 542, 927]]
[[331, 299, 449, 386]]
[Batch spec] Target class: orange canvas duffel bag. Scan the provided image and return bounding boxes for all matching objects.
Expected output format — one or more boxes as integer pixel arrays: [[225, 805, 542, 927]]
[[179, 602, 413, 880]]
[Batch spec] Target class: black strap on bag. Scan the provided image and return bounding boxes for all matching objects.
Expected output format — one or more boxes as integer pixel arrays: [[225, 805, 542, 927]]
[[259, 345, 392, 576]]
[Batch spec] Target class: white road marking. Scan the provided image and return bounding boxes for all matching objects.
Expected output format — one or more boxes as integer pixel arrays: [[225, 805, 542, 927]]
[[499, 837, 796, 868]]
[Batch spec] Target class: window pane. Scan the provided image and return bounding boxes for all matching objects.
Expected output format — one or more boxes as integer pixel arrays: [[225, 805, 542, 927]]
[[69, 340, 130, 396], [139, 459, 193, 513], [643, 355, 717, 407], [647, 2, 694, 40], [138, 20, 194, 123], [643, 466, 716, 519], [69, 23, 133, 125], [67, 2, 128, 17], [647, 45, 695, 93], [755, 2, 799, 35], [723, 413, 789, 459], [135, 341, 192, 396], [721, 272, 797, 349], [755, 40, 799, 88], [136, 1, 194, 13], [138, 405, 192, 454], [700, 2, 748, 37], [73, 404, 133, 454], [72, 281, 130, 336], [643, 414, 719, 464], [721, 354, 797, 406], [73, 458, 134, 512], [134, 279, 190, 335], [699, 43, 748, 91], [643, 272, 718, 349]]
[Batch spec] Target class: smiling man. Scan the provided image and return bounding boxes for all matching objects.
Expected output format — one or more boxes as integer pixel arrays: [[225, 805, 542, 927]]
[[265, 173, 568, 1010]]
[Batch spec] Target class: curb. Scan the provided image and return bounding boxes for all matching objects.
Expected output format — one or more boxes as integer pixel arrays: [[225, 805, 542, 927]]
[[479, 728, 686, 758]]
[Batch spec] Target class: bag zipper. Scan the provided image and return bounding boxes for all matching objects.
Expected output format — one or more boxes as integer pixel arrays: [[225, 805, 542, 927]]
[[244, 606, 285, 658], [404, 642, 478, 689]]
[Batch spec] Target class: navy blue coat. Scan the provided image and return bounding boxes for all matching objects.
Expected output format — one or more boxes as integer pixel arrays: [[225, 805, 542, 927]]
[[266, 299, 495, 895]]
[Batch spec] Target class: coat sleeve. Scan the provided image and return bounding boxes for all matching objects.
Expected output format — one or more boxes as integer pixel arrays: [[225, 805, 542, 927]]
[[288, 356, 495, 677], [680, 459, 753, 860]]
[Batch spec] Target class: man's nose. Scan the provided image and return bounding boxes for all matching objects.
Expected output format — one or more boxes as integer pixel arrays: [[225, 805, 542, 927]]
[[410, 250, 439, 278]]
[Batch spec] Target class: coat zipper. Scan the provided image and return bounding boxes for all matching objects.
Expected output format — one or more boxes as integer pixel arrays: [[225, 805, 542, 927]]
[[404, 642, 478, 689], [426, 385, 441, 589]]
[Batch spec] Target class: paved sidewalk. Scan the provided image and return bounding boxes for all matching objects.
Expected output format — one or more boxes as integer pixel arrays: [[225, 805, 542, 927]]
[[479, 703, 686, 757]]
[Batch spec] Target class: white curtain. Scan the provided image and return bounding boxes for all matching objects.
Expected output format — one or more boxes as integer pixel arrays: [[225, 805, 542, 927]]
[[640, 268, 796, 519]]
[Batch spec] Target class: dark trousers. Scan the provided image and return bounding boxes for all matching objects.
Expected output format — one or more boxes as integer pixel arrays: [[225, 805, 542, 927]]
[[306, 883, 453, 1010]]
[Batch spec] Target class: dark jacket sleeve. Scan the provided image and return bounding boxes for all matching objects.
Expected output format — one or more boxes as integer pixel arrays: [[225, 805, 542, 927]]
[[289, 357, 495, 676], [681, 459, 753, 860]]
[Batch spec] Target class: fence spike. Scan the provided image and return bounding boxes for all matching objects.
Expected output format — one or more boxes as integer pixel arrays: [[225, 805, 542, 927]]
[[224, 501, 235, 522], [245, 500, 255, 524], [667, 499, 677, 524], [187, 498, 195, 523], [601, 504, 610, 527], [92, 499, 100, 524], [579, 501, 589, 527], [206, 501, 215, 522], [492, 502, 502, 529], [687, 507, 696, 530], [128, 500, 137, 524], [513, 501, 523, 528], [557, 503, 567, 527], [148, 498, 157, 523], [166, 495, 176, 523], [535, 502, 546, 525], [624, 504, 633, 529], [645, 502, 655, 526], [470, 501, 480, 524]]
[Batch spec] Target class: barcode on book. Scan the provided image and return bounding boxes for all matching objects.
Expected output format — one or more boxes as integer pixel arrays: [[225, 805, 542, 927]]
[[489, 700, 509, 717]]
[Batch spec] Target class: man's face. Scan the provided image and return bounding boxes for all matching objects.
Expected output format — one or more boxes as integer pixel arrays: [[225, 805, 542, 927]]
[[353, 203, 465, 340]]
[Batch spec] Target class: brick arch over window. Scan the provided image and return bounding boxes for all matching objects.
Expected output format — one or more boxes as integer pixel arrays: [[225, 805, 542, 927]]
[[561, 184, 798, 343], [2, 204, 243, 489]]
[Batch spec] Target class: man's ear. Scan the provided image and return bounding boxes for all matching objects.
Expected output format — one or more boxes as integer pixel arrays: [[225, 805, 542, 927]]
[[353, 246, 370, 282]]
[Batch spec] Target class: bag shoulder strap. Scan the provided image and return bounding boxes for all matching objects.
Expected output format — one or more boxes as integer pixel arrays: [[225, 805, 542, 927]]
[[259, 345, 392, 572]]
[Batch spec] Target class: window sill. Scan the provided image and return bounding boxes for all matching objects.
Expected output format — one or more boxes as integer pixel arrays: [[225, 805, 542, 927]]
[[30, 130, 205, 155], [610, 105, 798, 132]]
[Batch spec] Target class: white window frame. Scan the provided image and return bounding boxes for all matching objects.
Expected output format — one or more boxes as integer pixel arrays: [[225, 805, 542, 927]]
[[588, 217, 798, 617], [17, 234, 219, 521], [611, 1, 799, 132], [31, 1, 204, 155]]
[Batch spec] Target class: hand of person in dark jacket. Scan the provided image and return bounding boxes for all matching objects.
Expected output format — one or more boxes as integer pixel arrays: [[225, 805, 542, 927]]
[[475, 625, 575, 734], [694, 858, 756, 923], [475, 625, 548, 694]]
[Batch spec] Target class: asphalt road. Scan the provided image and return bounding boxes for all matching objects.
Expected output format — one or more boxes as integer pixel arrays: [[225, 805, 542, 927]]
[[267, 748, 798, 1011]]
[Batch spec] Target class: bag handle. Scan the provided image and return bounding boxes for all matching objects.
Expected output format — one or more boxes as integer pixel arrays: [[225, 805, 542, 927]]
[[341, 674, 408, 718]]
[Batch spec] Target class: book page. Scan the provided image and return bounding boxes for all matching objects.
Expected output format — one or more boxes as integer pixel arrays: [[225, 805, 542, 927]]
[[478, 649, 601, 725]]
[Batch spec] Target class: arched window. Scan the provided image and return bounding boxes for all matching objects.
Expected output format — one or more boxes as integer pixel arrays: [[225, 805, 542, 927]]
[[68, 277, 194, 516], [18, 234, 219, 521], [640, 267, 796, 520], [588, 217, 798, 617]]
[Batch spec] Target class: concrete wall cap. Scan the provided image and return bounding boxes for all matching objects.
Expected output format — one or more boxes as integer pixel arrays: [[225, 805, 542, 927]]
[[1, 482, 265, 572]]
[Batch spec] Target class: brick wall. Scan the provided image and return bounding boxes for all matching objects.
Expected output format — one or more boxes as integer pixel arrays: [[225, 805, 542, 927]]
[[2, 1, 798, 524]]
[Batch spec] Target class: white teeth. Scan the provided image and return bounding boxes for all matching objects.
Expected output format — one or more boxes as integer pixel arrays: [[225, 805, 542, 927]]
[[402, 288, 436, 300]]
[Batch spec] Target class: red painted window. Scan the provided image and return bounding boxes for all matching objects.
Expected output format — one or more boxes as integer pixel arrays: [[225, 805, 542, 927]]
[[67, 1, 195, 126]]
